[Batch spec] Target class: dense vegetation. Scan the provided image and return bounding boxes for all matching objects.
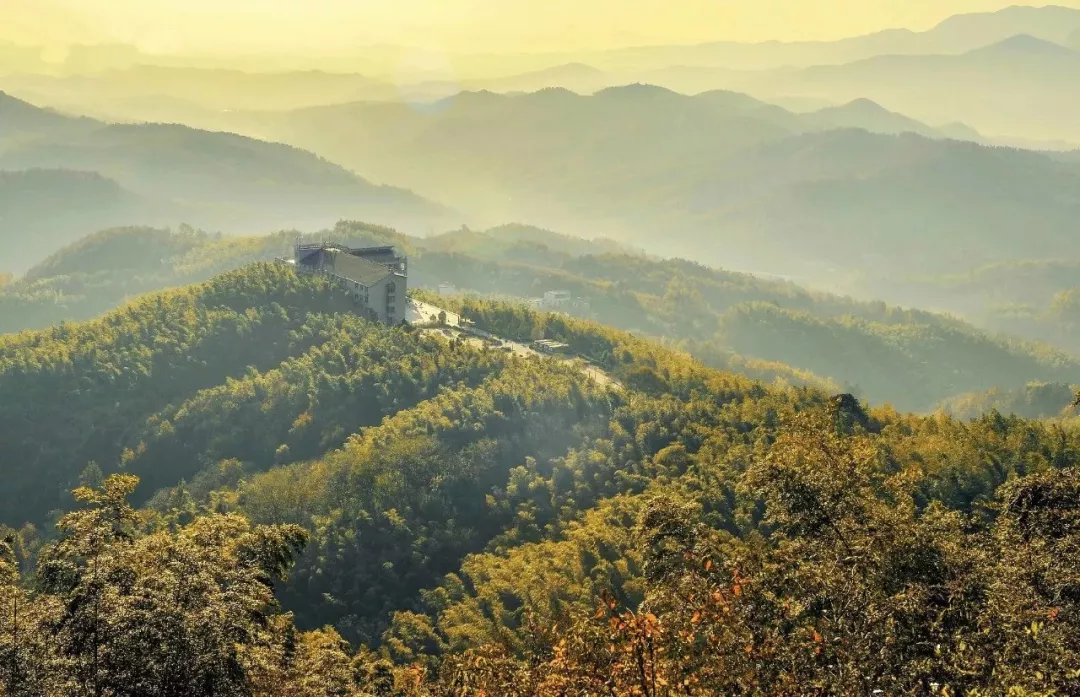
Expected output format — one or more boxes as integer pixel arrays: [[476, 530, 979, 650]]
[[6, 221, 1079, 414], [0, 226, 286, 332], [854, 259, 1080, 357], [412, 260, 1080, 412], [3, 260, 1080, 694], [938, 381, 1078, 421], [7, 8, 1080, 692]]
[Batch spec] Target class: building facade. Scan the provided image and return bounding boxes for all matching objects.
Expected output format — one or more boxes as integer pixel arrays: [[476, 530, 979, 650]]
[[293, 241, 408, 324]]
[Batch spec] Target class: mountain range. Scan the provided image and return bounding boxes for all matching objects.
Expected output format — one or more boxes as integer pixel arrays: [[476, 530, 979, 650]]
[[11, 5, 1080, 77], [4, 6, 1080, 145], [5, 7, 1080, 690], [0, 92, 455, 272], [204, 85, 1080, 282], [551, 4, 1080, 72], [744, 34, 1080, 143], [439, 30, 1080, 145]]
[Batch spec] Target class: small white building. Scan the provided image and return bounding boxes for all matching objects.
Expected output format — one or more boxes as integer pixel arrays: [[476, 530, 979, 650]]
[[438, 282, 457, 296]]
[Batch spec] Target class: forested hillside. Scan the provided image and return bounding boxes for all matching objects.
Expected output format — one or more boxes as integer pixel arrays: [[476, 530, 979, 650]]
[[2, 260, 1080, 694], [6, 221, 1079, 413], [845, 258, 1080, 361], [938, 380, 1077, 421], [0, 226, 285, 330], [6, 3, 1080, 693]]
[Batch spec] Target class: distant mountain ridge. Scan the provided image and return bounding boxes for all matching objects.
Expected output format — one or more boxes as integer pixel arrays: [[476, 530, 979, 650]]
[[746, 28, 1080, 142], [603, 5, 1080, 68], [4, 6, 1080, 149], [803, 98, 945, 138], [0, 168, 155, 273], [434, 4, 1080, 75], [207, 84, 1080, 283], [968, 32, 1080, 56], [0, 91, 96, 145], [0, 94, 458, 271]]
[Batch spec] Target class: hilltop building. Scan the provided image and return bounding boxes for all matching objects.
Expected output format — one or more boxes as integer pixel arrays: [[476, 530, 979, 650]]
[[294, 241, 407, 324]]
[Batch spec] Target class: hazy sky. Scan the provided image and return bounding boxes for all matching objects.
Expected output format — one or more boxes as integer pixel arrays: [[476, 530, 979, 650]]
[[3, 0, 1079, 55]]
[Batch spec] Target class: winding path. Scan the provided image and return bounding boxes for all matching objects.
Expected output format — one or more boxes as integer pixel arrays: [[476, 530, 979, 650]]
[[406, 298, 619, 389]]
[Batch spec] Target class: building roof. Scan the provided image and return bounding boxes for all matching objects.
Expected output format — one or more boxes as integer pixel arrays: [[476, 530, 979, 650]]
[[327, 251, 394, 287]]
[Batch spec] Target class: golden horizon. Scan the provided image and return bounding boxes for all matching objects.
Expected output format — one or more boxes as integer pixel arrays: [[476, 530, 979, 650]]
[[2, 0, 1077, 57]]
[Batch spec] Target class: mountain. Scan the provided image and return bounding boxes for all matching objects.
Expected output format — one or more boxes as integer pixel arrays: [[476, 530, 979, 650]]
[[548, 4, 1080, 72], [9, 220, 1080, 414], [0, 91, 95, 147], [803, 98, 944, 137], [844, 256, 1080, 358], [414, 62, 613, 99], [228, 84, 799, 223], [929, 4, 1080, 49], [969, 31, 1080, 57], [2, 259, 1079, 692], [754, 35, 1080, 143], [938, 380, 1077, 420], [0, 169, 157, 273], [0, 66, 399, 117], [0, 96, 458, 268], [210, 87, 1080, 281]]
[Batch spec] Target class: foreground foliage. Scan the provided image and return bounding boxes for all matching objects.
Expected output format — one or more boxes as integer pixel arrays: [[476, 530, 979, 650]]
[[0, 474, 369, 697], [3, 262, 1080, 694], [4, 417, 1079, 695], [415, 414, 1080, 696]]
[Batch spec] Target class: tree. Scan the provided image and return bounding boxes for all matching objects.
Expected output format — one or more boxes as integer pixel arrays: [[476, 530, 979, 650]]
[[0, 475, 350, 697]]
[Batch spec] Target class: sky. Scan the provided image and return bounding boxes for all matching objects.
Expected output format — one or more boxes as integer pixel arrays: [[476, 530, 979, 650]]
[[2, 0, 1078, 55]]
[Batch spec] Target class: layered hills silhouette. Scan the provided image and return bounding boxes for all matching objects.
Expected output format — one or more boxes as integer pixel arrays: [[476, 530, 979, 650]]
[[559, 4, 1080, 72], [212, 85, 1080, 281], [752, 34, 1080, 142], [0, 92, 455, 271], [0, 169, 153, 272], [5, 6, 1080, 149]]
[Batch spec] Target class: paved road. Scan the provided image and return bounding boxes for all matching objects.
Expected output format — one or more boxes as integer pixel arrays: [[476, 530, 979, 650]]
[[406, 298, 619, 389]]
